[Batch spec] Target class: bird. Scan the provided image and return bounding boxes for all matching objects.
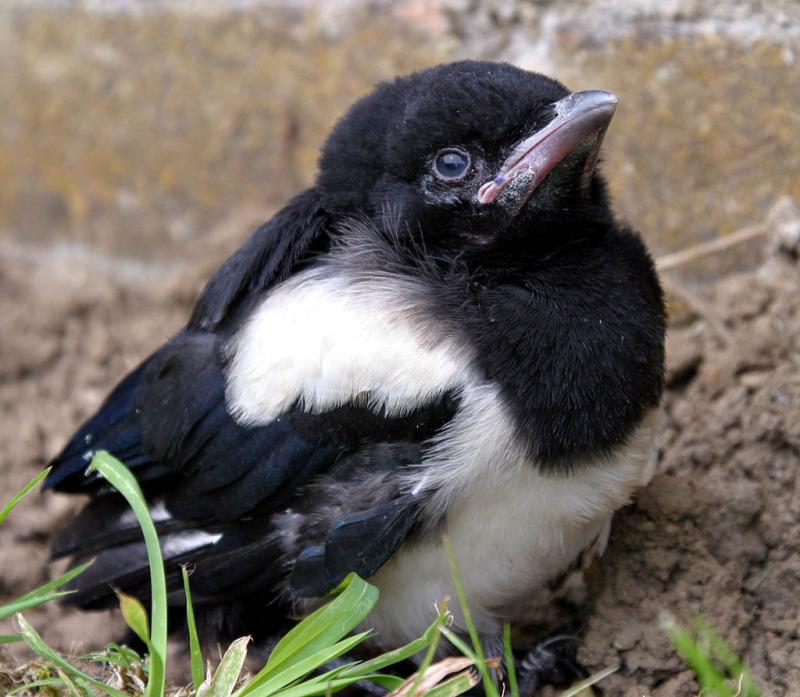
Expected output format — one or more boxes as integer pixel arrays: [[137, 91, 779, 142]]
[[46, 60, 665, 691]]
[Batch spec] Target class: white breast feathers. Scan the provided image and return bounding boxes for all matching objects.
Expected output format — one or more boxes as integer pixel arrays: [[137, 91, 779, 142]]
[[225, 266, 474, 426]]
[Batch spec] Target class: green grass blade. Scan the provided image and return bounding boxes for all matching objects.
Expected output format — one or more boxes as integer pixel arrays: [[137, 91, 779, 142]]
[[89, 450, 168, 697], [667, 619, 735, 697], [15, 561, 93, 603], [182, 565, 205, 692], [15, 613, 128, 697], [366, 674, 406, 690], [255, 674, 388, 697], [76, 677, 101, 697], [503, 623, 520, 697], [299, 661, 359, 686], [56, 667, 86, 697], [301, 664, 404, 691], [267, 573, 377, 670], [692, 619, 761, 697], [443, 536, 499, 697], [238, 631, 371, 697], [558, 665, 618, 697], [118, 590, 151, 648], [0, 634, 22, 644], [408, 618, 443, 697], [8, 678, 66, 695], [439, 627, 477, 662], [81, 643, 142, 669], [198, 636, 250, 697], [0, 557, 88, 641], [302, 663, 404, 690], [423, 669, 480, 697], [341, 605, 450, 678], [0, 467, 51, 525], [273, 680, 365, 697], [296, 664, 407, 693], [241, 573, 378, 694], [0, 591, 74, 620], [663, 615, 760, 697]]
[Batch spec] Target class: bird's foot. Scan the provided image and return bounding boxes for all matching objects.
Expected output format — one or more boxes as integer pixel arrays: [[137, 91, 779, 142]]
[[514, 623, 588, 696]]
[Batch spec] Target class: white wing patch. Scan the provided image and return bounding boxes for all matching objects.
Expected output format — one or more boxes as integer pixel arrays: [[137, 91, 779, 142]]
[[225, 266, 474, 426], [161, 531, 223, 558]]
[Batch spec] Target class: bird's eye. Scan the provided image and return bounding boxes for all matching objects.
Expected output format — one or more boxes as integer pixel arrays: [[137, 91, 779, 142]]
[[433, 149, 470, 181]]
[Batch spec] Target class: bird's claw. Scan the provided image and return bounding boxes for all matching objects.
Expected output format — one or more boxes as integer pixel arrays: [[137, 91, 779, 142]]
[[514, 628, 588, 696]]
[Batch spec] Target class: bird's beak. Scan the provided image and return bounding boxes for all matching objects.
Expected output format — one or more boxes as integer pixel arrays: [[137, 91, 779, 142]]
[[477, 90, 618, 206]]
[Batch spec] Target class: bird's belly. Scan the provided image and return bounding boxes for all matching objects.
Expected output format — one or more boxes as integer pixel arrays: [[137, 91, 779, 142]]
[[364, 419, 656, 649]]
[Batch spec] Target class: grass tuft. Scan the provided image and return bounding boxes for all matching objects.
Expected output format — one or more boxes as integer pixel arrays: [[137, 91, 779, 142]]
[[0, 468, 52, 526], [442, 536, 500, 697], [90, 451, 169, 697], [661, 613, 761, 697], [502, 624, 519, 697], [182, 567, 205, 693], [0, 454, 767, 696], [0, 453, 464, 696]]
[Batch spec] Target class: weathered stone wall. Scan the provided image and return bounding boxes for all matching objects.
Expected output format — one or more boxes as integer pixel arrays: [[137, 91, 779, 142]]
[[0, 2, 449, 259], [453, 0, 800, 273], [3, 0, 798, 273]]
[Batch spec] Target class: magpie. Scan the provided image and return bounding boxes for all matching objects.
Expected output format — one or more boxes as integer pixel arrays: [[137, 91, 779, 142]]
[[46, 60, 665, 689]]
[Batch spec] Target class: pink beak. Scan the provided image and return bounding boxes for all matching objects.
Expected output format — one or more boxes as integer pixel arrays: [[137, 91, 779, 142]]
[[477, 90, 618, 206]]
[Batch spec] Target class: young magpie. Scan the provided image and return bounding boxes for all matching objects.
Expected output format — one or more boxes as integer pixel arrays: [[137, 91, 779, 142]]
[[47, 60, 665, 680]]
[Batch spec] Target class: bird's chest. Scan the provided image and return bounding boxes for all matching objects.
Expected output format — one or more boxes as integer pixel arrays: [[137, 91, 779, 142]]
[[365, 410, 657, 647]]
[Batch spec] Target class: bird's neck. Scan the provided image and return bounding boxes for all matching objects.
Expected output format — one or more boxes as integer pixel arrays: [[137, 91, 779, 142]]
[[433, 223, 665, 469]]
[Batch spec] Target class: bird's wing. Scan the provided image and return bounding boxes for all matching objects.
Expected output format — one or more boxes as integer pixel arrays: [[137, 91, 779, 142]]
[[46, 188, 332, 494], [189, 188, 331, 332], [47, 328, 455, 610], [46, 192, 457, 611], [47, 329, 454, 509]]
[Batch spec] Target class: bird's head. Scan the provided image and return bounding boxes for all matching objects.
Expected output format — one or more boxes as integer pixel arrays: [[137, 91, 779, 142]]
[[317, 60, 618, 258]]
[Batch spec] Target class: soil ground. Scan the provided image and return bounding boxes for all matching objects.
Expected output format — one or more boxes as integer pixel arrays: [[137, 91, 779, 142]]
[[0, 210, 798, 695]]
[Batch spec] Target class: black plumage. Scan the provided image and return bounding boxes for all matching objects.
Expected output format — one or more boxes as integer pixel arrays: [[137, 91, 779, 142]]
[[46, 60, 665, 686]]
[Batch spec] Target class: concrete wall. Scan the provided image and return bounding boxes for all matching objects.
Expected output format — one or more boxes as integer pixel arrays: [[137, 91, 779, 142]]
[[2, 0, 798, 275]]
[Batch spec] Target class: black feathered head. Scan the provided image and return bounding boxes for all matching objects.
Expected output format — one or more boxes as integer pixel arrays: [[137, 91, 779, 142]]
[[317, 60, 618, 254]]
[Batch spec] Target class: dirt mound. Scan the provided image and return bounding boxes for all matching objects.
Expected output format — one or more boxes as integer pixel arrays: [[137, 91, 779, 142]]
[[0, 255, 189, 657], [579, 243, 800, 695], [1, 215, 798, 694]]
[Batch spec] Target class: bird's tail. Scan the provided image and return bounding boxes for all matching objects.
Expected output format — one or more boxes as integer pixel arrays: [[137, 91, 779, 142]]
[[51, 493, 289, 640]]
